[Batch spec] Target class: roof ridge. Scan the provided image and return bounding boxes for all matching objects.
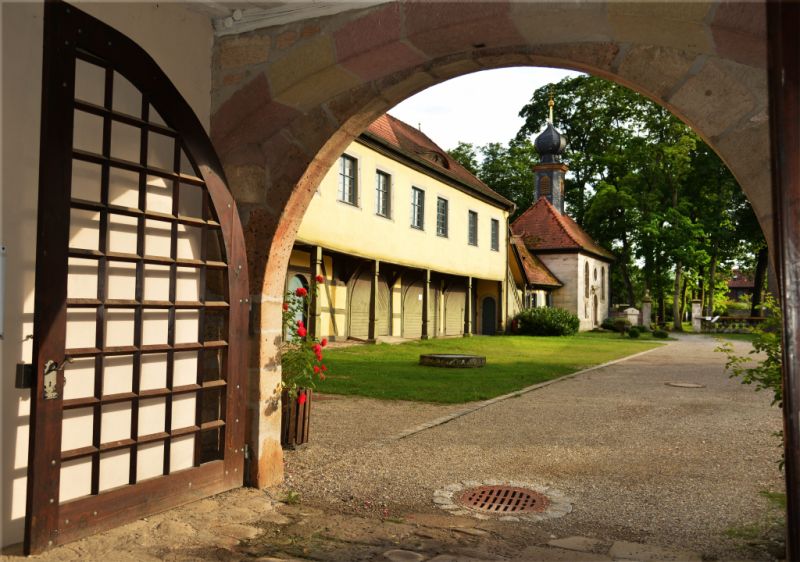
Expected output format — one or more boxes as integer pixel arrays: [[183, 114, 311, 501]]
[[544, 198, 583, 248]]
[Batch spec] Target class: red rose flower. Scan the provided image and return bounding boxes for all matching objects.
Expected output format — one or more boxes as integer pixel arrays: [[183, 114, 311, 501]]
[[313, 365, 320, 374], [321, 364, 327, 372], [297, 392, 307, 405], [312, 343, 321, 353], [316, 274, 324, 283], [297, 326, 307, 337], [282, 302, 289, 311], [295, 287, 308, 297], [297, 319, 304, 328], [321, 338, 328, 347]]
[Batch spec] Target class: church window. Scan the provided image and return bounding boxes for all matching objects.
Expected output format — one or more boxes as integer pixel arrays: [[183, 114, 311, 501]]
[[584, 261, 590, 298], [602, 267, 606, 300], [338, 154, 357, 205]]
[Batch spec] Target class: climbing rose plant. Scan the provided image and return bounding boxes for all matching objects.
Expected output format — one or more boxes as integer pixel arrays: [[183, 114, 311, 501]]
[[281, 275, 329, 403]]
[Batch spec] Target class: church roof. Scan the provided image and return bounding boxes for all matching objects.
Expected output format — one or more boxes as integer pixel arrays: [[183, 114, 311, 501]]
[[510, 235, 563, 288], [362, 114, 514, 210], [511, 197, 615, 261]]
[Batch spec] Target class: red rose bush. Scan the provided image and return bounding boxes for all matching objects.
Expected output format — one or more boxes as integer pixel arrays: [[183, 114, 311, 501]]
[[281, 281, 329, 402]]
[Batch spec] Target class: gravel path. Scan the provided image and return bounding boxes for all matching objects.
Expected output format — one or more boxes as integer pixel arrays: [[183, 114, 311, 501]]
[[283, 334, 785, 560]]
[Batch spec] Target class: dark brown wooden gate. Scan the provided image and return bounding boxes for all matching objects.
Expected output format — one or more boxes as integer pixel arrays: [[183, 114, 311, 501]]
[[25, 2, 248, 554]]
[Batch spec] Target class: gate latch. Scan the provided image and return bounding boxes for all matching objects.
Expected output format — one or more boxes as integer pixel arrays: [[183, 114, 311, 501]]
[[42, 357, 72, 400]]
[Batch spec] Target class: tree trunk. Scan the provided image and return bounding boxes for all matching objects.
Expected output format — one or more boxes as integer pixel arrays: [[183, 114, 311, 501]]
[[697, 264, 705, 312], [673, 261, 683, 330], [750, 246, 768, 316], [706, 252, 718, 316], [620, 233, 636, 306], [680, 275, 689, 321]]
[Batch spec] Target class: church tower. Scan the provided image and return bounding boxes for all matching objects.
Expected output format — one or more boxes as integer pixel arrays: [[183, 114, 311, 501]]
[[533, 93, 568, 214]]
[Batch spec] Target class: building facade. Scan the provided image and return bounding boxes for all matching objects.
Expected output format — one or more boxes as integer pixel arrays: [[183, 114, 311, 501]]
[[286, 114, 531, 341]]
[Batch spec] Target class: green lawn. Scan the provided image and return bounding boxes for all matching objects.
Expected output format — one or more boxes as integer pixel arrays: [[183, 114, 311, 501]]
[[316, 333, 663, 403]]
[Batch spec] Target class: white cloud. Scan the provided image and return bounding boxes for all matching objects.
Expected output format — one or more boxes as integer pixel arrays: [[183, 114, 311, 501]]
[[388, 67, 584, 151]]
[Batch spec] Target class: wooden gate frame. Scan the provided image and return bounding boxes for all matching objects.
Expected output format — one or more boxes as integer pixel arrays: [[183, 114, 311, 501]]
[[25, 2, 248, 554], [767, 1, 800, 557]]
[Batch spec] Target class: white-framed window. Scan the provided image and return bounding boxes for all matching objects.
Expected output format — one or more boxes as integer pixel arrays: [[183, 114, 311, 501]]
[[490, 218, 500, 251], [436, 197, 448, 237], [468, 210, 478, 246], [376, 170, 391, 217], [338, 154, 357, 205], [584, 261, 590, 299], [411, 186, 425, 229], [602, 266, 606, 300]]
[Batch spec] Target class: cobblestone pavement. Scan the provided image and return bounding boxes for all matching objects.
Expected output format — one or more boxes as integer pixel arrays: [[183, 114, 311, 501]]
[[2, 335, 786, 561]]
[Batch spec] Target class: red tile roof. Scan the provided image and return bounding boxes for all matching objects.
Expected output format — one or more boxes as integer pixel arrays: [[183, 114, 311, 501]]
[[362, 114, 514, 210], [512, 197, 615, 261], [728, 271, 755, 288], [510, 235, 562, 287]]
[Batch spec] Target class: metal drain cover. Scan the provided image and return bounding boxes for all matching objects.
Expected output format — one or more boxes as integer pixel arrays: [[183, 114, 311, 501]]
[[665, 382, 706, 388], [457, 485, 549, 514]]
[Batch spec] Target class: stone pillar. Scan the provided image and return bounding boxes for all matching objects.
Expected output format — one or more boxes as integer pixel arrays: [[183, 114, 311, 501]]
[[498, 280, 506, 333], [691, 299, 703, 332], [368, 260, 379, 342], [310, 246, 322, 340], [421, 269, 431, 339], [641, 294, 652, 328], [465, 276, 473, 336]]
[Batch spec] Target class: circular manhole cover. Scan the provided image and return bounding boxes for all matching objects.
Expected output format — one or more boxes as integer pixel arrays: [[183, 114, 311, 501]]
[[456, 485, 550, 514], [665, 382, 706, 388]]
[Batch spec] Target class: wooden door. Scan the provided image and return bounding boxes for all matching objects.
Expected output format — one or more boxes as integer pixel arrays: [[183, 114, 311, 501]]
[[375, 275, 391, 337], [445, 283, 466, 335], [482, 297, 497, 335], [25, 2, 248, 554], [402, 281, 424, 339], [348, 268, 371, 339]]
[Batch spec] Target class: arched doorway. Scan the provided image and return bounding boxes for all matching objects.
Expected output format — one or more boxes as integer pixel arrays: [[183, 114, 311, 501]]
[[348, 266, 390, 339], [402, 280, 424, 339], [481, 297, 497, 335], [287, 274, 309, 337], [206, 4, 800, 540], [444, 282, 467, 336]]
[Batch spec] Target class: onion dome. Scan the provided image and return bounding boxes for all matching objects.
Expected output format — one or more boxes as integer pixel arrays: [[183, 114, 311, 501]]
[[534, 122, 567, 163]]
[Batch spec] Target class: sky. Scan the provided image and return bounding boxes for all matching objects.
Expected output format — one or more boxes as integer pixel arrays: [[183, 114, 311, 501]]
[[388, 67, 584, 152]]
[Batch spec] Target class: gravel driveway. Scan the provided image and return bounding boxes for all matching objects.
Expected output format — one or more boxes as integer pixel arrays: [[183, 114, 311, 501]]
[[283, 334, 785, 560]]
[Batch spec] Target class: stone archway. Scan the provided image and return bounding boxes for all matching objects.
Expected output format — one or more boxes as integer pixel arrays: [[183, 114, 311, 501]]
[[208, 1, 771, 487]]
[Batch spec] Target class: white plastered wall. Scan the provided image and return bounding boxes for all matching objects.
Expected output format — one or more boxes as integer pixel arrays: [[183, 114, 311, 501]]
[[1, 2, 213, 546]]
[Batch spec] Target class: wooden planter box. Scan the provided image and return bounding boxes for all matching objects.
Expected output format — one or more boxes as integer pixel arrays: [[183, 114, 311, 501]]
[[281, 388, 311, 449]]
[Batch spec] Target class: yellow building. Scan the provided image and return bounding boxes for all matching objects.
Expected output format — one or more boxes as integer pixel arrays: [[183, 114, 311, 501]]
[[287, 114, 529, 340]]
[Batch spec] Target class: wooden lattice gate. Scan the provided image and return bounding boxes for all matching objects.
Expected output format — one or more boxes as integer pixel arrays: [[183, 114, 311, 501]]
[[25, 2, 248, 554]]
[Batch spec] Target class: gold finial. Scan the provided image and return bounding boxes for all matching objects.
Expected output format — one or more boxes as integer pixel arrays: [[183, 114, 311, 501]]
[[547, 86, 554, 124]]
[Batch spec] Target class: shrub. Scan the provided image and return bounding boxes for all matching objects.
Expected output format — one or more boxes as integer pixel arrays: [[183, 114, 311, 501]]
[[600, 317, 616, 331], [628, 328, 641, 338], [652, 329, 669, 339], [613, 318, 631, 335], [514, 307, 580, 336]]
